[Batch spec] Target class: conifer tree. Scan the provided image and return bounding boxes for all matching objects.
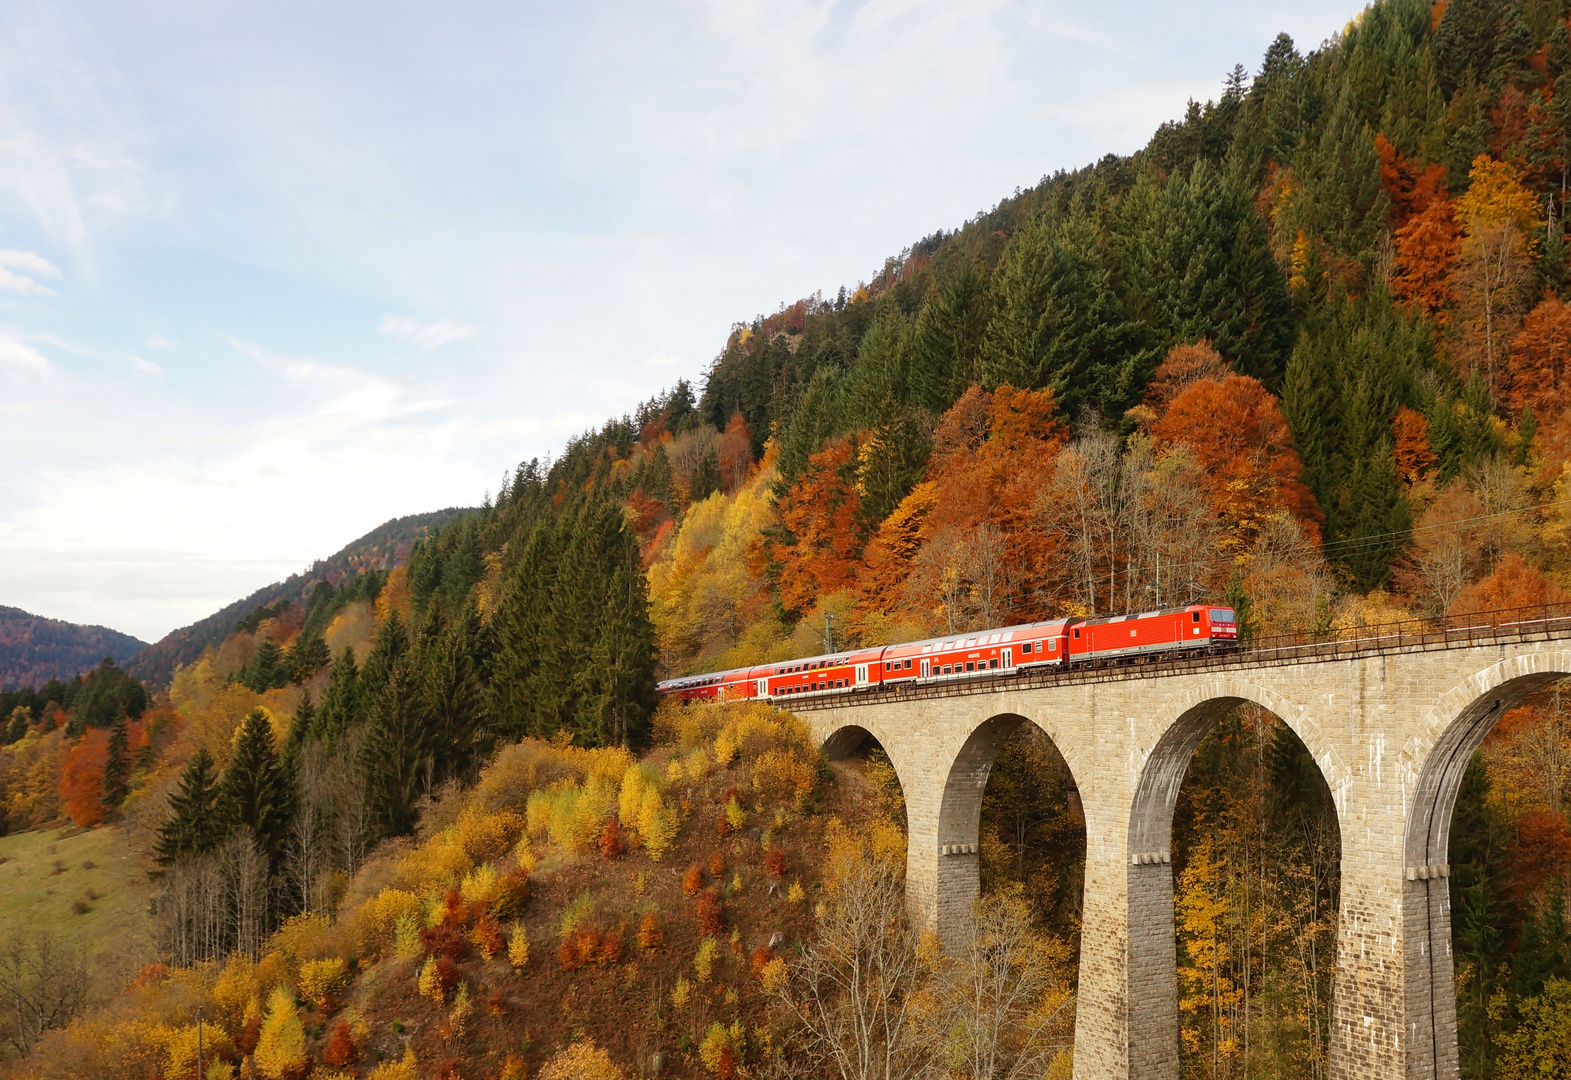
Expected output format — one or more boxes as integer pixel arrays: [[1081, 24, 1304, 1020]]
[[420, 602, 489, 783], [286, 632, 330, 683], [688, 447, 721, 503], [490, 516, 560, 741], [282, 694, 315, 777], [574, 504, 658, 748], [910, 261, 990, 412], [101, 713, 130, 813], [359, 613, 410, 706], [360, 659, 433, 838], [154, 747, 222, 865], [313, 647, 362, 741], [217, 708, 291, 863]]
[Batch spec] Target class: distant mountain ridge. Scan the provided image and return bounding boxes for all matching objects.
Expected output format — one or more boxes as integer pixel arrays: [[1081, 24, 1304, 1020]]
[[0, 607, 149, 689], [125, 508, 470, 687]]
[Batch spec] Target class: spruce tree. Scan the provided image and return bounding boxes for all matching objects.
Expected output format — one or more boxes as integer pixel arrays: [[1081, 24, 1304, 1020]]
[[101, 713, 130, 813], [910, 261, 989, 411], [420, 602, 489, 783], [154, 747, 222, 865], [314, 647, 362, 741], [688, 447, 721, 503], [359, 613, 410, 706], [217, 708, 291, 863], [285, 633, 330, 683], [576, 507, 658, 749], [282, 694, 315, 777], [490, 516, 560, 741], [360, 659, 433, 838]]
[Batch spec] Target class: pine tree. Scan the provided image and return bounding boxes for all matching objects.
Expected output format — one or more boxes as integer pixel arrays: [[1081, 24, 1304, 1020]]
[[283, 694, 315, 776], [490, 516, 560, 741], [154, 747, 222, 865], [359, 613, 410, 706], [360, 659, 433, 838], [572, 503, 658, 748], [910, 261, 990, 412], [100, 714, 130, 813], [420, 602, 489, 783], [217, 708, 291, 863], [286, 632, 330, 683], [314, 647, 362, 741]]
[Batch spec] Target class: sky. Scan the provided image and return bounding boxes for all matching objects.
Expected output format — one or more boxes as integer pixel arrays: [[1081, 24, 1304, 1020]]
[[0, 0, 1359, 644]]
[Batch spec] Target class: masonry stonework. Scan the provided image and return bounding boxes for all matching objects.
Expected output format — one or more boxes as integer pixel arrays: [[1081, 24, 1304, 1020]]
[[802, 641, 1571, 1080]]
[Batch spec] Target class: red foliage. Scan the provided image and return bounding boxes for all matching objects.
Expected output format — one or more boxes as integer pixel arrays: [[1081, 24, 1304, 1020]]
[[1375, 133, 1450, 229], [59, 729, 109, 828], [597, 926, 624, 966], [637, 911, 663, 950], [434, 957, 462, 996], [487, 989, 506, 1016], [436, 1059, 463, 1080], [1450, 553, 1571, 617], [696, 888, 725, 937], [764, 848, 786, 877], [750, 945, 774, 981], [1511, 811, 1571, 901], [598, 817, 624, 860], [473, 915, 506, 958], [323, 1020, 358, 1066], [682, 863, 703, 896], [1152, 375, 1323, 543], [559, 925, 602, 971], [238, 1016, 262, 1056], [707, 850, 725, 877], [1507, 297, 1571, 420], [1393, 406, 1437, 486], [718, 412, 755, 492], [441, 887, 469, 927], [773, 437, 866, 611], [127, 963, 168, 991], [421, 923, 471, 962], [718, 1044, 738, 1080]]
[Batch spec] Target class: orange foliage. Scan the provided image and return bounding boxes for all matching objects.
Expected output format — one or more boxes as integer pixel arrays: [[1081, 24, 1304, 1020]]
[[751, 945, 774, 981], [637, 911, 663, 950], [1142, 341, 1232, 413], [1375, 134, 1450, 228], [598, 817, 624, 859], [1393, 406, 1437, 485], [1450, 553, 1571, 616], [1506, 296, 1571, 420], [58, 728, 109, 828], [696, 888, 724, 937], [323, 1020, 358, 1066], [718, 412, 755, 492], [1151, 376, 1322, 542], [774, 437, 865, 612], [1509, 811, 1571, 901], [857, 481, 938, 615], [1392, 200, 1459, 322], [682, 863, 703, 896]]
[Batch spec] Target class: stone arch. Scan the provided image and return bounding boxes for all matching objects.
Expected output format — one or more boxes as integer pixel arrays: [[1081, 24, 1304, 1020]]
[[1399, 651, 1571, 1080], [1123, 678, 1337, 1080], [932, 712, 1086, 949]]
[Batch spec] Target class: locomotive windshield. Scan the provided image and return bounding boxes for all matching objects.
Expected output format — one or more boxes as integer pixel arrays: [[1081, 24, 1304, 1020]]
[[1210, 608, 1236, 623]]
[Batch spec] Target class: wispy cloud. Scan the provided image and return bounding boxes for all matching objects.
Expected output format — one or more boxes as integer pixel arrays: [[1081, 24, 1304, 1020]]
[[144, 334, 171, 349], [127, 354, 161, 375], [0, 332, 49, 372], [0, 249, 61, 294], [378, 314, 476, 351]]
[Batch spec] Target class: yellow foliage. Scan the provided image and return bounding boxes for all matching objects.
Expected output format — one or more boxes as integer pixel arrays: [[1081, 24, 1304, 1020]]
[[526, 775, 619, 852], [461, 862, 500, 907], [760, 956, 788, 993], [508, 923, 530, 968], [212, 954, 262, 1029], [637, 788, 679, 861], [699, 1021, 746, 1075], [724, 795, 746, 831], [787, 881, 805, 904], [672, 977, 691, 1007], [449, 982, 473, 1038], [298, 956, 349, 1009], [367, 1046, 420, 1080], [1456, 155, 1541, 241], [538, 1039, 627, 1080], [254, 985, 307, 1080], [694, 937, 718, 982], [618, 761, 661, 835], [354, 887, 424, 958], [418, 957, 443, 1002]]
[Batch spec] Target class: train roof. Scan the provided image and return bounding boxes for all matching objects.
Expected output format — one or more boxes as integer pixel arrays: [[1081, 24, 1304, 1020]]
[[881, 619, 1074, 655], [1077, 603, 1221, 627]]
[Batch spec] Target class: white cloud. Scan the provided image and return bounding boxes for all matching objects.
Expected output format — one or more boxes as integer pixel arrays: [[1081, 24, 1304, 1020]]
[[0, 249, 62, 293], [127, 354, 161, 375], [0, 333, 49, 371], [144, 334, 171, 349], [378, 314, 476, 350]]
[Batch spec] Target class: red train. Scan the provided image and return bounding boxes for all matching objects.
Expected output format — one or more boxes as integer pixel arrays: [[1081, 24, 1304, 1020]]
[[656, 602, 1238, 704]]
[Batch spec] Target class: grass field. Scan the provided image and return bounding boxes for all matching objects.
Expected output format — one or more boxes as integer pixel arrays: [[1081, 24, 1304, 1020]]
[[0, 824, 157, 996]]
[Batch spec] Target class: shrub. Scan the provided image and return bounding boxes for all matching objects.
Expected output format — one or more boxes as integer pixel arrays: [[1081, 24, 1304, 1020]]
[[696, 888, 724, 937], [472, 914, 506, 959], [723, 794, 746, 832], [367, 1047, 420, 1080], [298, 957, 350, 1011], [70, 899, 90, 915], [637, 911, 663, 950], [449, 983, 473, 1038], [597, 926, 624, 965], [322, 1019, 358, 1066], [618, 761, 660, 831], [508, 923, 530, 968], [254, 985, 308, 1080], [787, 881, 805, 903], [499, 1052, 528, 1080], [539, 1040, 626, 1080], [764, 847, 786, 876], [694, 937, 718, 982], [421, 922, 470, 962], [559, 925, 601, 971], [460, 862, 500, 908], [699, 1021, 745, 1078], [490, 868, 531, 919], [751, 945, 773, 981], [682, 863, 704, 896], [418, 957, 442, 1002], [760, 956, 788, 993], [639, 789, 679, 861], [752, 747, 816, 808], [599, 817, 624, 859], [672, 976, 691, 1007], [708, 850, 725, 877]]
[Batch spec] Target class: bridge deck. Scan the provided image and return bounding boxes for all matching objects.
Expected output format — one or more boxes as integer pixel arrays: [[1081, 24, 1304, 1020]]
[[786, 606, 1571, 712]]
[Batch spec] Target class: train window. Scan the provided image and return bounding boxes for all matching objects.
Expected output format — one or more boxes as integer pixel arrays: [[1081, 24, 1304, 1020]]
[[1021, 641, 1032, 654], [941, 664, 951, 674], [1210, 609, 1236, 623], [965, 661, 976, 672], [989, 659, 998, 669], [1072, 628, 1080, 639], [1049, 640, 1057, 650], [904, 659, 912, 669], [1192, 611, 1200, 623]]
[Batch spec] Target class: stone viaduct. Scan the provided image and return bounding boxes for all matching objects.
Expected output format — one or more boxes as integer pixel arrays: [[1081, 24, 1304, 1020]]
[[789, 621, 1571, 1080]]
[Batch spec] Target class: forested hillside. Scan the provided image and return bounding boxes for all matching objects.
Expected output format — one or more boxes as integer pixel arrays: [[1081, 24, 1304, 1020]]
[[0, 608, 147, 689], [126, 510, 468, 688], [5, 2, 1571, 1078]]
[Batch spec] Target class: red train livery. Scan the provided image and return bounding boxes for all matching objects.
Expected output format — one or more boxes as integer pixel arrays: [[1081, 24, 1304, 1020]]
[[656, 603, 1238, 704]]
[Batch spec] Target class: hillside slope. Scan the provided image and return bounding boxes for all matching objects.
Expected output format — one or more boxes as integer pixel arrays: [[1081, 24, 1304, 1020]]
[[0, 608, 148, 690], [125, 509, 469, 688]]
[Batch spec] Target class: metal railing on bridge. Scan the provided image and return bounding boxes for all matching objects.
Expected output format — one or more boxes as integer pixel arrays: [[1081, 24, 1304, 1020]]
[[789, 601, 1571, 709]]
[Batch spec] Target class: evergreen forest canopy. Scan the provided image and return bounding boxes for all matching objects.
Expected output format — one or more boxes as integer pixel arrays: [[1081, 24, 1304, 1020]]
[[6, 3, 1571, 1078], [0, 607, 148, 691]]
